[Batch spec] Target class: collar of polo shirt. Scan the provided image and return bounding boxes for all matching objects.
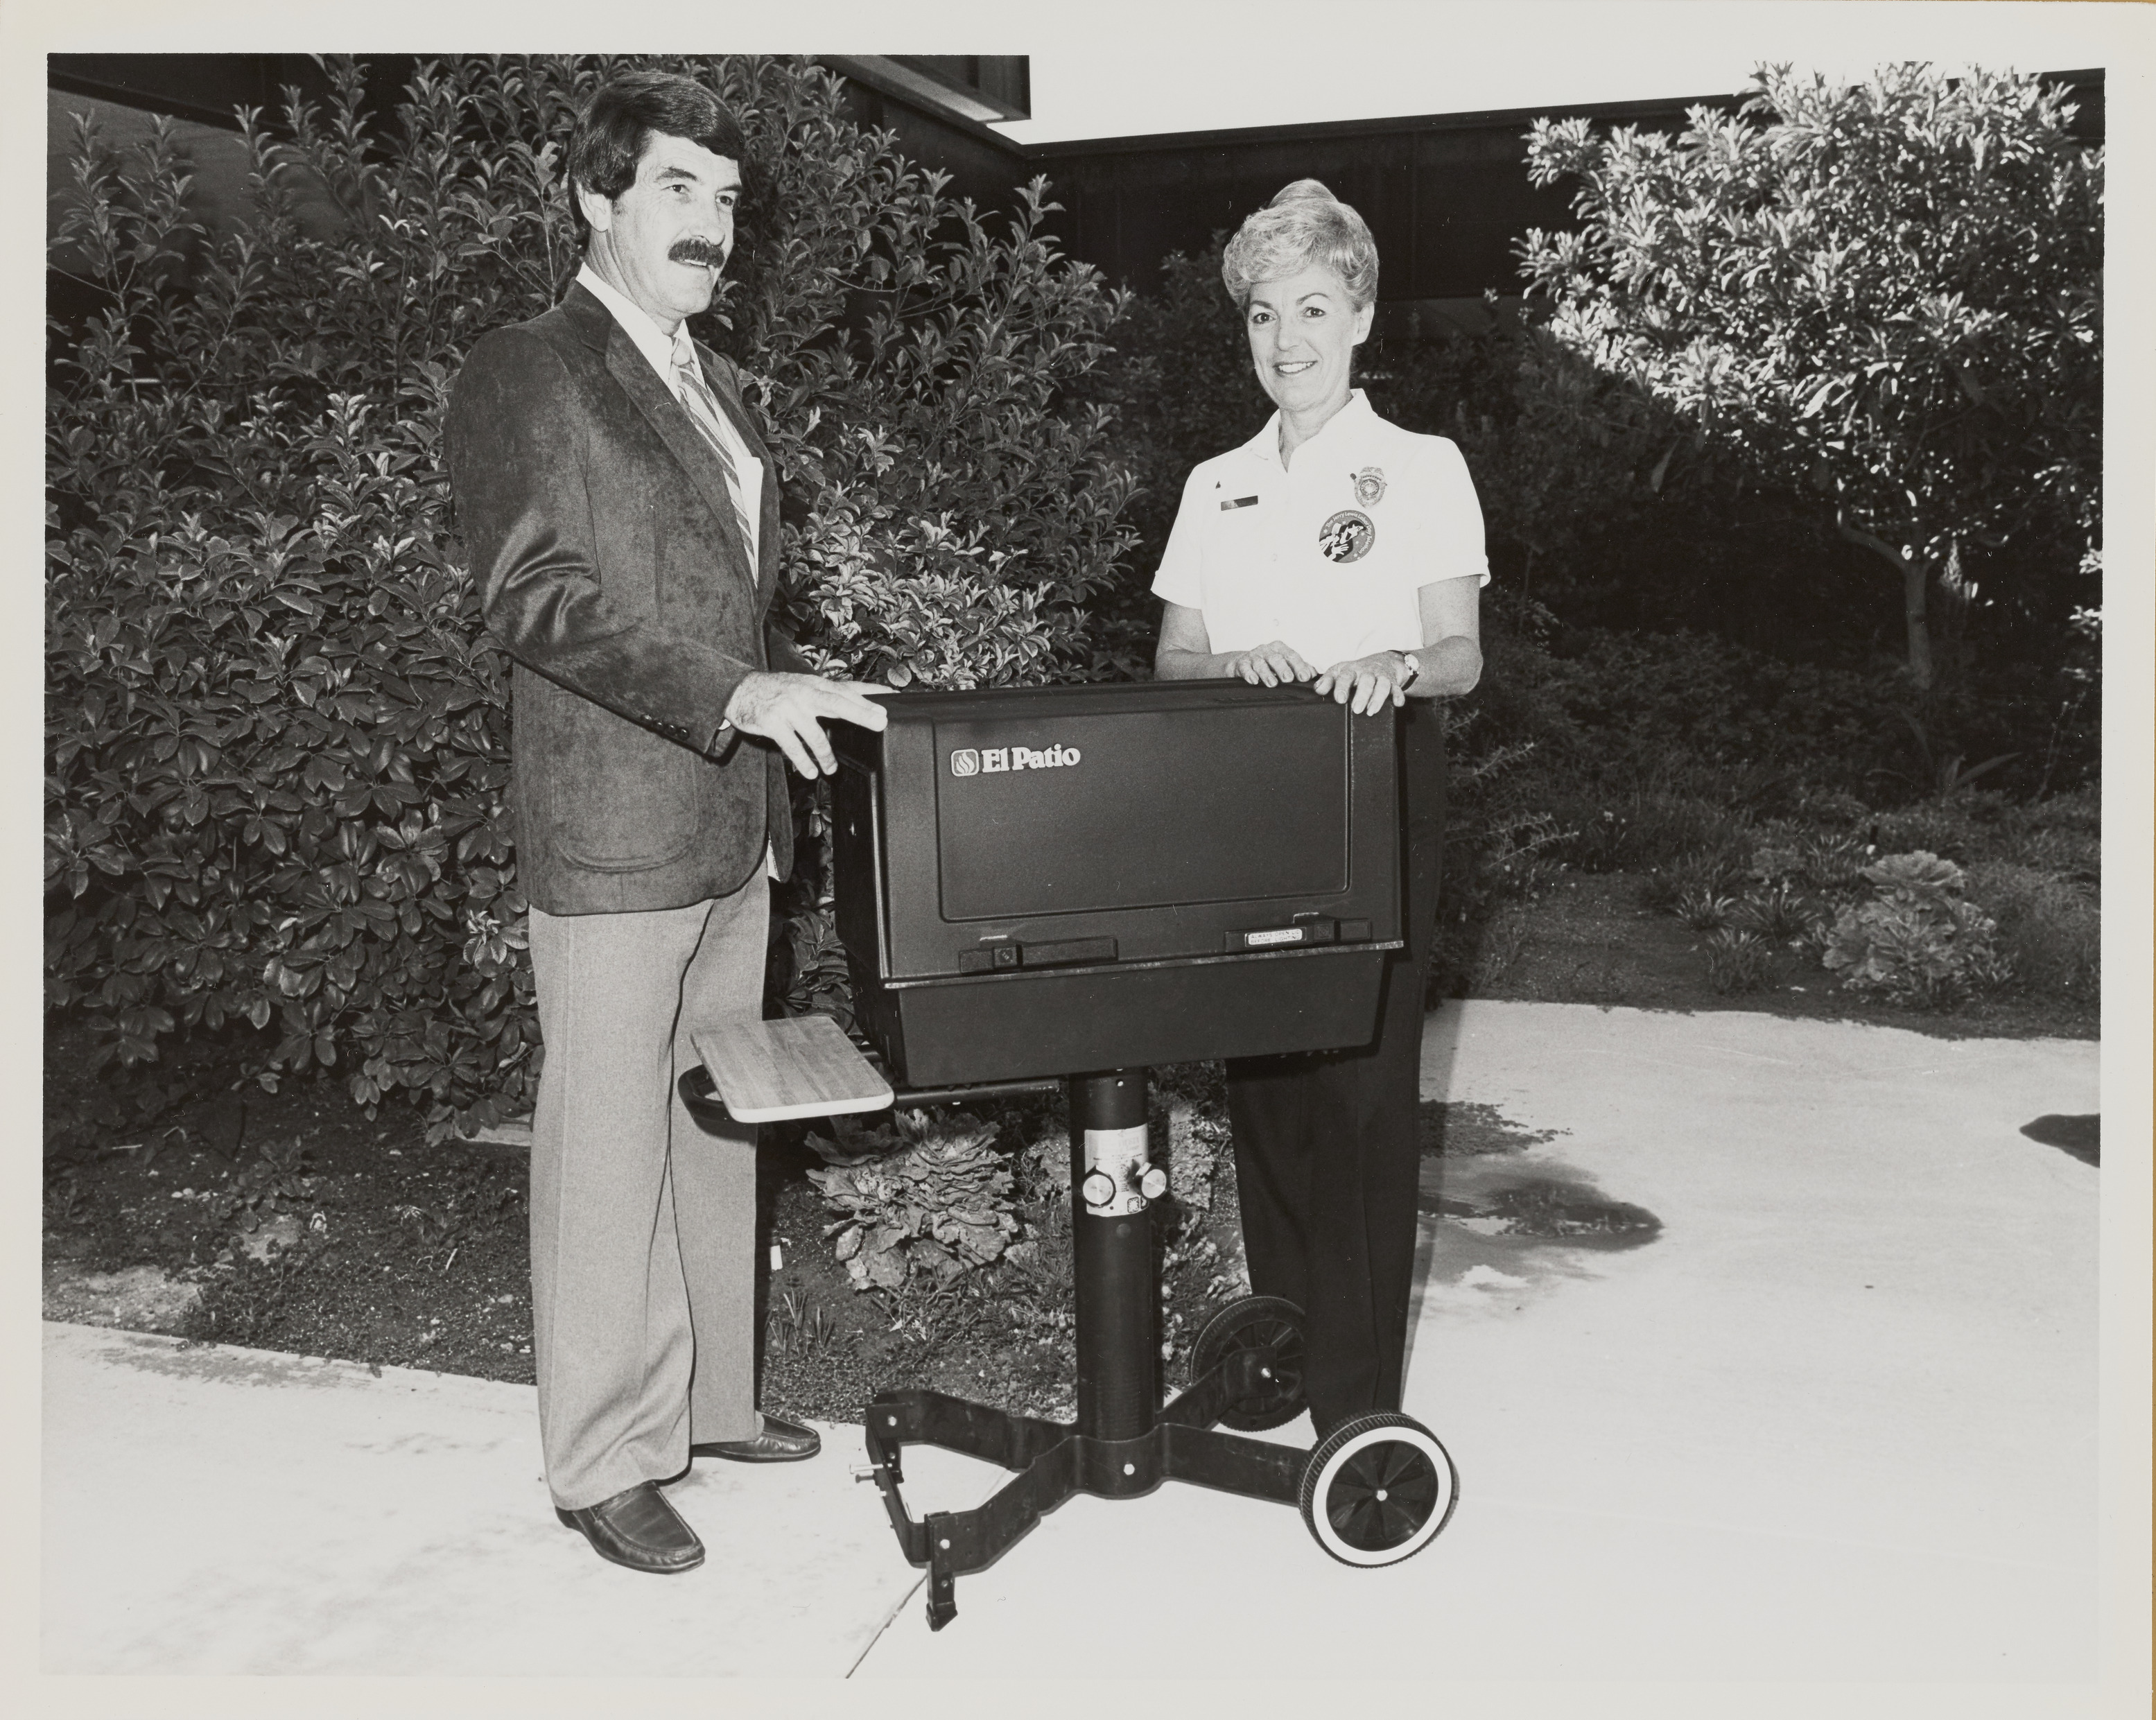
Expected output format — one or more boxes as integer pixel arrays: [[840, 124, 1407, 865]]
[[1246, 388, 1377, 470]]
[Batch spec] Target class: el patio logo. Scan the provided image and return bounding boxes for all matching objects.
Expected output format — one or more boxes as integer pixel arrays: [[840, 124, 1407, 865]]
[[952, 741, 1082, 776]]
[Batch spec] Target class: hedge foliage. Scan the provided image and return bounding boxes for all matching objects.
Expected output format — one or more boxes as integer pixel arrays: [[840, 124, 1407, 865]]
[[46, 55, 1136, 1135]]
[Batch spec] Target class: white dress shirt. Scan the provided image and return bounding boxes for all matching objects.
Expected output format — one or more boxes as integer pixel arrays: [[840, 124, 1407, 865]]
[[575, 263, 763, 565]]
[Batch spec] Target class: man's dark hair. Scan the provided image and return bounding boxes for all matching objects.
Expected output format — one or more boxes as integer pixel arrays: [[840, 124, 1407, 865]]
[[567, 70, 745, 232]]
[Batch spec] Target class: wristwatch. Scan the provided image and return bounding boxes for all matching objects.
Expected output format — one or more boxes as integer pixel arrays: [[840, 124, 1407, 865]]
[[1394, 650, 1422, 690]]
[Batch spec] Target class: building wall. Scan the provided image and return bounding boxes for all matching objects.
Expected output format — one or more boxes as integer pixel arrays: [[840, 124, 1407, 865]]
[[1034, 108, 1590, 303], [833, 79, 1037, 217]]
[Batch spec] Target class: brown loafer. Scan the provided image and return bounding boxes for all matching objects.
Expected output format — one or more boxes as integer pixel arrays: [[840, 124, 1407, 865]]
[[555, 1481, 705, 1573], [690, 1413, 821, 1463]]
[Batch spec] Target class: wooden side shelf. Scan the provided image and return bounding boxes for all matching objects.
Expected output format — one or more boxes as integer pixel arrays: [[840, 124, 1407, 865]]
[[689, 1016, 894, 1124]]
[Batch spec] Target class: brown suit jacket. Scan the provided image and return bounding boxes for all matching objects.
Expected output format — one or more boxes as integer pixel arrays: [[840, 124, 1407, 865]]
[[446, 284, 798, 914]]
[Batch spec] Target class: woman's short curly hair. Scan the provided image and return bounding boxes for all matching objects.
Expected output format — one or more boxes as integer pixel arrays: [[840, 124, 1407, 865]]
[[1220, 179, 1380, 310]]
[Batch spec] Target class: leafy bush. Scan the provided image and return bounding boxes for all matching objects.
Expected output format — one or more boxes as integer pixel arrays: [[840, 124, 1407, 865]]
[[1552, 783, 1757, 875], [1823, 851, 2006, 1006], [1965, 862, 2100, 1005], [1429, 690, 1572, 997], [46, 55, 1136, 1132], [1531, 629, 1904, 794], [1861, 800, 1994, 865], [1161, 1096, 1226, 1219], [1506, 623, 2088, 814], [1080, 242, 1267, 578], [806, 1111, 1021, 1292], [1859, 785, 2101, 881]]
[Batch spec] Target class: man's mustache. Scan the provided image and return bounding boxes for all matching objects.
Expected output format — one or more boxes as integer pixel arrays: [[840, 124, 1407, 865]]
[[670, 238, 728, 268]]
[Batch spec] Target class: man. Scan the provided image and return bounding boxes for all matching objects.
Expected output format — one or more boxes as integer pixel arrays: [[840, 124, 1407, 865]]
[[446, 69, 888, 1575]]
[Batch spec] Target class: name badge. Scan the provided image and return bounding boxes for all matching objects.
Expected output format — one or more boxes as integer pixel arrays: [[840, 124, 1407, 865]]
[[1220, 495, 1260, 511]]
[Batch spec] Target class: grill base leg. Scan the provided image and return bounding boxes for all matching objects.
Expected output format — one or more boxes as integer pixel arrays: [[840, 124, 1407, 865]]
[[858, 1067, 1312, 1628], [860, 1388, 1303, 1628]]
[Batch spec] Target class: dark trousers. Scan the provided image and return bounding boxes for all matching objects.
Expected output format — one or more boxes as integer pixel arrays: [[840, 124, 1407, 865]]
[[1226, 699, 1445, 1436]]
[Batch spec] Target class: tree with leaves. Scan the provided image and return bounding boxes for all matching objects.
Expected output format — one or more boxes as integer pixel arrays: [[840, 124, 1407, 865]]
[[1520, 63, 2102, 690]]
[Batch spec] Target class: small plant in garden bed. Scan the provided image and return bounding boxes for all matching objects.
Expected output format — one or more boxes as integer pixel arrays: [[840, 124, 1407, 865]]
[[1732, 881, 1820, 944], [1640, 846, 1750, 914], [1676, 888, 1739, 932], [1823, 851, 2008, 1008], [765, 1073, 1255, 1420], [806, 1111, 1022, 1293], [1568, 808, 1632, 874], [207, 1136, 318, 1243], [392, 1156, 524, 1274], [772, 1288, 839, 1362], [1794, 833, 1871, 896], [1703, 930, 1774, 995], [1546, 785, 1755, 880]]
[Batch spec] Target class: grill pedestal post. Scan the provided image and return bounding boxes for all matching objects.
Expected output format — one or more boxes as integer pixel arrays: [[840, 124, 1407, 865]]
[[1070, 1070, 1155, 1450]]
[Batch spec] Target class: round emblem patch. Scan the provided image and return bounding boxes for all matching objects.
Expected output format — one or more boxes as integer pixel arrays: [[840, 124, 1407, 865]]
[[1353, 467, 1387, 507], [1319, 510, 1375, 564]]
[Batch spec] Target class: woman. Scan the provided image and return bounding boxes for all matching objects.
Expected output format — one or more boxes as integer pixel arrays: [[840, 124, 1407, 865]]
[[1153, 180, 1486, 1438]]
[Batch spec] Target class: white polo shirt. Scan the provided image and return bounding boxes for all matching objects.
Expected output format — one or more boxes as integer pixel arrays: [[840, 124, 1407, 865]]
[[1151, 390, 1489, 667]]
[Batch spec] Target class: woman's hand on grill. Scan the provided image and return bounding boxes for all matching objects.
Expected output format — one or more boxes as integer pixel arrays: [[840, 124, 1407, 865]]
[[1313, 653, 1414, 715], [1222, 641, 1319, 688]]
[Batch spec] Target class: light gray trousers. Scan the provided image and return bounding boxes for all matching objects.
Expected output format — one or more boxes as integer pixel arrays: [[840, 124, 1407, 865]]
[[526, 882, 768, 1511]]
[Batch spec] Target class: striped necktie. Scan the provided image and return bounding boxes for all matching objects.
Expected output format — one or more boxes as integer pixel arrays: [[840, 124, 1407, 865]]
[[670, 331, 758, 562]]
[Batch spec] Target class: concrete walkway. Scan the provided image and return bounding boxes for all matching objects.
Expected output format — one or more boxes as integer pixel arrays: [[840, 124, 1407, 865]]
[[40, 1001, 2123, 1702]]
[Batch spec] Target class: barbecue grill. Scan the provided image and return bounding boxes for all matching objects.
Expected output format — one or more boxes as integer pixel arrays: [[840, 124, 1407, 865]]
[[684, 679, 1459, 1628]]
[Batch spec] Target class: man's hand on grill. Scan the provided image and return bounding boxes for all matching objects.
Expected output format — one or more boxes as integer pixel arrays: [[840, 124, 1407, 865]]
[[723, 672, 889, 778]]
